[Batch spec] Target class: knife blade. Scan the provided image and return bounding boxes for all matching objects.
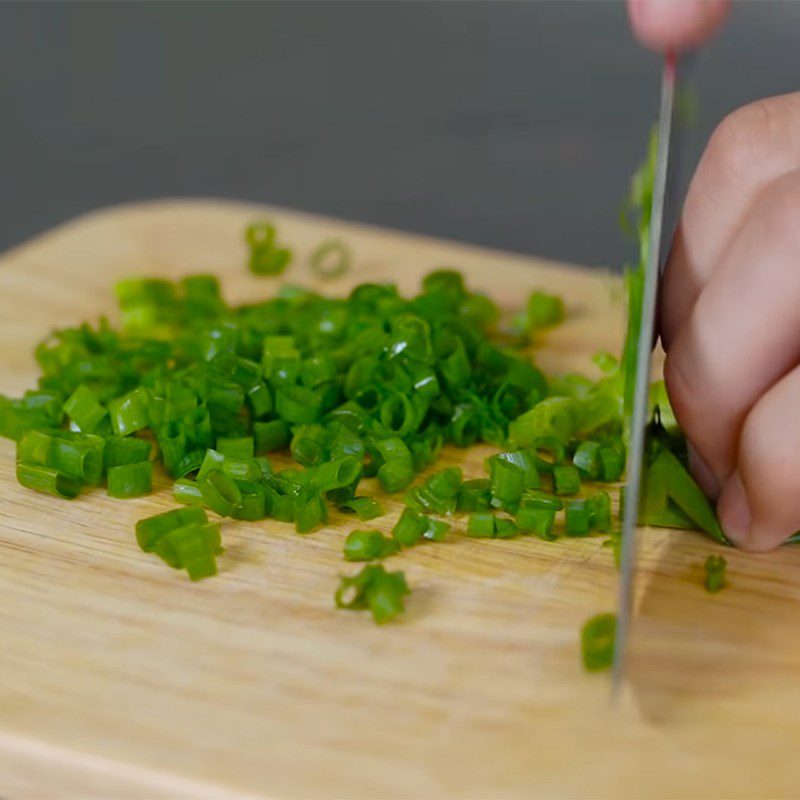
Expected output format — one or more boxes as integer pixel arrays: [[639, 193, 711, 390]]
[[611, 54, 677, 697]]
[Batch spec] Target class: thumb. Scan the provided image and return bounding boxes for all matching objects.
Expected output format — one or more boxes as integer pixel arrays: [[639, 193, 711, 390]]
[[627, 0, 730, 51]]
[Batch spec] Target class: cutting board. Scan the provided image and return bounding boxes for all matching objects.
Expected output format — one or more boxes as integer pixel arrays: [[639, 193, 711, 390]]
[[2, 200, 800, 799]]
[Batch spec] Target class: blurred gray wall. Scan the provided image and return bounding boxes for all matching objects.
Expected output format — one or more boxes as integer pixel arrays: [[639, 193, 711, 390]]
[[0, 1, 798, 268]]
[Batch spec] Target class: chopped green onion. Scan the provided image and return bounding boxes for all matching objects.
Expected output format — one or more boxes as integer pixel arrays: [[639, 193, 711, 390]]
[[18, 430, 105, 485], [405, 484, 446, 516], [516, 506, 556, 540], [508, 397, 577, 449], [216, 436, 254, 460], [422, 516, 450, 542], [581, 613, 616, 671], [232, 481, 267, 521], [181, 407, 213, 452], [387, 314, 433, 362], [437, 333, 471, 389], [174, 449, 205, 479], [290, 424, 329, 467], [465, 512, 517, 539], [404, 466, 462, 516], [587, 491, 612, 532], [15, 429, 51, 465], [55, 432, 106, 486], [529, 435, 567, 474], [309, 239, 352, 279], [422, 465, 457, 495], [338, 496, 385, 521], [573, 440, 602, 480], [520, 489, 563, 511], [107, 461, 153, 498], [598, 443, 625, 482], [154, 522, 223, 580], [108, 387, 150, 437], [382, 392, 421, 438], [218, 455, 261, 482], [704, 555, 727, 593], [63, 384, 107, 433], [565, 499, 591, 536], [375, 437, 414, 493], [261, 335, 299, 376], [457, 478, 492, 512], [1, 393, 63, 441], [247, 382, 273, 418], [423, 269, 465, 295], [135, 506, 208, 552], [343, 529, 397, 561], [496, 450, 540, 490], [254, 419, 291, 453], [335, 564, 410, 624], [466, 512, 495, 538], [450, 403, 480, 446], [148, 381, 196, 427], [553, 464, 581, 496], [641, 441, 726, 544], [489, 455, 524, 511], [275, 384, 323, 424], [392, 507, 426, 548], [173, 477, 205, 505], [246, 222, 292, 276], [182, 274, 223, 315], [197, 448, 226, 480], [16, 461, 82, 499], [526, 290, 565, 333], [156, 423, 187, 477], [263, 485, 295, 523], [312, 456, 362, 493], [294, 489, 328, 534], [494, 517, 518, 539], [104, 436, 151, 470], [199, 449, 258, 483], [199, 469, 242, 517]]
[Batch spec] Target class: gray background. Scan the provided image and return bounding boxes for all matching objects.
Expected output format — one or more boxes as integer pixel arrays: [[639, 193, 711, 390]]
[[0, 1, 797, 268]]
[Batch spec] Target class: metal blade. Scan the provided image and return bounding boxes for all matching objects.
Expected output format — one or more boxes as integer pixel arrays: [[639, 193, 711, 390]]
[[611, 55, 676, 697]]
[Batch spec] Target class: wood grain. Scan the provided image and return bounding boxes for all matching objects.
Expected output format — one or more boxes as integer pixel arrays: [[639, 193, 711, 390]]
[[1, 200, 800, 799]]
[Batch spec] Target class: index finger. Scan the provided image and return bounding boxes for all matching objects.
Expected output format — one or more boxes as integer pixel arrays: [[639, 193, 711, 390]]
[[627, 0, 730, 51]]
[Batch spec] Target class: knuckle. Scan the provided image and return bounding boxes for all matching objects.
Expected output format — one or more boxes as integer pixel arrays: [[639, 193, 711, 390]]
[[707, 98, 785, 183]]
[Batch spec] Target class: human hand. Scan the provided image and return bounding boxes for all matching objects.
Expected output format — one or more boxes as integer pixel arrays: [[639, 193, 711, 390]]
[[658, 92, 800, 551], [627, 0, 729, 51]]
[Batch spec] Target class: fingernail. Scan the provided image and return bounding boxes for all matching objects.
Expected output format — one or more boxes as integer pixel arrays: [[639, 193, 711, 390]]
[[718, 471, 752, 548], [687, 444, 720, 500]]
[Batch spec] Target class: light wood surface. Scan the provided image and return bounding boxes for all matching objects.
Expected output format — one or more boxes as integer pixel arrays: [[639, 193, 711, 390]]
[[2, 200, 800, 799]]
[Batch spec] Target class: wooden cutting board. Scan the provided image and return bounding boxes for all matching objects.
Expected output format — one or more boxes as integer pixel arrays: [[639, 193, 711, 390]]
[[2, 200, 800, 799]]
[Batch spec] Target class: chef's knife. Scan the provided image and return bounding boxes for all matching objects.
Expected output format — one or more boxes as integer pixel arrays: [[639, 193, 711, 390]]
[[612, 54, 677, 696]]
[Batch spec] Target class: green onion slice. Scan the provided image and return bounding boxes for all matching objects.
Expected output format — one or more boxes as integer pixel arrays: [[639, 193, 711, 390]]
[[309, 239, 352, 279]]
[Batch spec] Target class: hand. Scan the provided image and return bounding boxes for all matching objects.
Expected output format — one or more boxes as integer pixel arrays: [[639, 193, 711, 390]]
[[659, 91, 800, 551], [627, 0, 729, 51]]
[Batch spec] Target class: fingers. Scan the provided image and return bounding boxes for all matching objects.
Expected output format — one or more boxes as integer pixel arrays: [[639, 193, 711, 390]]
[[627, 0, 730, 51], [661, 92, 800, 347], [664, 166, 800, 496], [717, 362, 800, 551]]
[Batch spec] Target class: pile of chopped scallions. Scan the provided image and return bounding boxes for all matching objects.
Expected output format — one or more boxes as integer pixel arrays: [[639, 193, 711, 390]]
[[0, 139, 734, 646], [0, 249, 723, 620]]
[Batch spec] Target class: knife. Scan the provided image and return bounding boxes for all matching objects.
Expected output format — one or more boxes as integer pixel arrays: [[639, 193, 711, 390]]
[[611, 54, 677, 696]]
